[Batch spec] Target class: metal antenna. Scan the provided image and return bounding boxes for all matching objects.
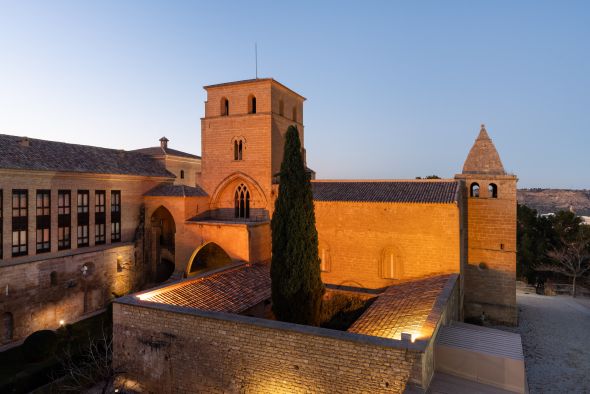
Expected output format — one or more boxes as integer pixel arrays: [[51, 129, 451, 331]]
[[255, 42, 258, 79]]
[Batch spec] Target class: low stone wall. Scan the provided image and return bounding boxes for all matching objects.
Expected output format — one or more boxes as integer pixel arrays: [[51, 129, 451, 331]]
[[113, 299, 425, 393]]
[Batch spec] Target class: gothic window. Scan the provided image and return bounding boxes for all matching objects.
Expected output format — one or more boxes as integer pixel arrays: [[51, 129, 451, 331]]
[[249, 95, 257, 114], [488, 183, 498, 198], [234, 184, 250, 219], [221, 97, 229, 116], [470, 183, 480, 198], [233, 139, 244, 161], [3, 312, 13, 342]]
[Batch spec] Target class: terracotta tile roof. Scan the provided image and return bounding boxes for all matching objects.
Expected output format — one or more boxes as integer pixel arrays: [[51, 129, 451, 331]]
[[312, 181, 459, 203], [0, 134, 173, 177], [137, 263, 270, 314], [144, 183, 208, 197], [348, 275, 456, 341], [132, 146, 201, 160]]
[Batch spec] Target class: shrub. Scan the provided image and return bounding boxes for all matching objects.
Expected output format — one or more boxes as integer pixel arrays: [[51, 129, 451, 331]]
[[320, 293, 374, 331], [22, 330, 58, 363]]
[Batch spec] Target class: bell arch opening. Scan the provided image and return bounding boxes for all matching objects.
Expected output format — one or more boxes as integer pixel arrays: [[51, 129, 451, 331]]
[[150, 206, 176, 282], [186, 242, 233, 277]]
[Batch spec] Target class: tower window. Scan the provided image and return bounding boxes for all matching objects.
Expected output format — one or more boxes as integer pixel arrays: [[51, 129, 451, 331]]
[[279, 100, 284, 116], [180, 170, 185, 179], [233, 139, 244, 161], [221, 97, 229, 116], [234, 184, 250, 219], [249, 95, 257, 114], [488, 183, 498, 198], [470, 183, 480, 198], [292, 106, 297, 122]]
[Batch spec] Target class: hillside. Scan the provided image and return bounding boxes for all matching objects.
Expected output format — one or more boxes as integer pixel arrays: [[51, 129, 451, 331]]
[[517, 189, 590, 216]]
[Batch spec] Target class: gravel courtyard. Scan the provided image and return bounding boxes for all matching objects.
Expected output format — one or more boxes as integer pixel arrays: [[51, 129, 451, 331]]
[[517, 290, 590, 393]]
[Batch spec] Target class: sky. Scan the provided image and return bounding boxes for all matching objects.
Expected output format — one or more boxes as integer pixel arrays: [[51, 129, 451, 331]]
[[0, 1, 588, 189]]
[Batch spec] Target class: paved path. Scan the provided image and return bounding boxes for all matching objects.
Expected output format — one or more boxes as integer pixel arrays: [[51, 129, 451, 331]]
[[517, 291, 590, 393]]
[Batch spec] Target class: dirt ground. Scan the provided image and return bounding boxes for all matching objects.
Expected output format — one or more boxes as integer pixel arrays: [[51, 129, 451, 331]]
[[517, 289, 590, 393]]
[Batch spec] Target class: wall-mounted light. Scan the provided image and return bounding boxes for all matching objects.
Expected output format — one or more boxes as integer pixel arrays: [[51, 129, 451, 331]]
[[59, 319, 65, 327], [401, 332, 414, 343]]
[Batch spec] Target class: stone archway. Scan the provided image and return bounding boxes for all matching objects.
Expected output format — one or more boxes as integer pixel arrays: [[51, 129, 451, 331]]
[[150, 206, 176, 283], [185, 242, 232, 278]]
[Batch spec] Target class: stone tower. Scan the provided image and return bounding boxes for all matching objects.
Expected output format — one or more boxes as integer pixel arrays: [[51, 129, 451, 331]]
[[455, 125, 518, 325], [199, 79, 305, 221]]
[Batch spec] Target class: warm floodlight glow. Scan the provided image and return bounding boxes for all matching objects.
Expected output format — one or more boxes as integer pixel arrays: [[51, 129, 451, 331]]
[[59, 319, 65, 326]]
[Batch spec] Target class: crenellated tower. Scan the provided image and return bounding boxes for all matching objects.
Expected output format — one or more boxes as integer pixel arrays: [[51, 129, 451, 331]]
[[456, 125, 518, 325]]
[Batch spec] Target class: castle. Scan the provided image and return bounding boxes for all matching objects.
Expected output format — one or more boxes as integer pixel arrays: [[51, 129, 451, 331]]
[[0, 78, 518, 392]]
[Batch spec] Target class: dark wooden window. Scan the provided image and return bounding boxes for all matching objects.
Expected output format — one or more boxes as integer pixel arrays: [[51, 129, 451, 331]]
[[36, 190, 51, 253], [111, 191, 121, 242], [95, 191, 106, 245], [12, 189, 28, 257], [77, 190, 89, 247], [58, 190, 71, 250]]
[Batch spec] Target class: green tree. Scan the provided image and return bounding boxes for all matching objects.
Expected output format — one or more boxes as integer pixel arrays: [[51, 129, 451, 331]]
[[516, 204, 553, 283], [271, 125, 325, 325]]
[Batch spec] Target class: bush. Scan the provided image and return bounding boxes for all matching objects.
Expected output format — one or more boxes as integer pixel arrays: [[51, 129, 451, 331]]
[[22, 330, 58, 362]]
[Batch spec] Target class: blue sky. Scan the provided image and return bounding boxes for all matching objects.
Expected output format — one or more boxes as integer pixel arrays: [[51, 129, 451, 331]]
[[0, 1, 588, 188]]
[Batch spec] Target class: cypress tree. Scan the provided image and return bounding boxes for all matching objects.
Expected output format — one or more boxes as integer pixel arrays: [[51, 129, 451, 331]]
[[271, 125, 324, 325]]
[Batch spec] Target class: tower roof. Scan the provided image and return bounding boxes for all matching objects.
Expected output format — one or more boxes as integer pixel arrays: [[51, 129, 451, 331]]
[[462, 124, 506, 175]]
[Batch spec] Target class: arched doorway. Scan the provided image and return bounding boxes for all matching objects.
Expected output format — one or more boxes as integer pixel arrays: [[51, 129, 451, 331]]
[[150, 206, 176, 283], [185, 242, 232, 277]]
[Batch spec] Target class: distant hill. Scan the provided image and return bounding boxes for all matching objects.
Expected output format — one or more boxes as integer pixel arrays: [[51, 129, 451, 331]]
[[517, 189, 590, 216]]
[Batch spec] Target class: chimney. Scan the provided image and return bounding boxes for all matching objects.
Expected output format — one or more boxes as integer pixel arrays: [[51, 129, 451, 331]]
[[159, 136, 169, 150], [19, 137, 30, 147]]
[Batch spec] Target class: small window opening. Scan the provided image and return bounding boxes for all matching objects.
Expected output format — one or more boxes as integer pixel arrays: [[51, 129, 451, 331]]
[[488, 183, 498, 198], [249, 96, 257, 114], [180, 170, 185, 179], [292, 106, 297, 122], [221, 97, 229, 116], [279, 100, 284, 116], [234, 139, 243, 160], [470, 183, 480, 198], [50, 271, 57, 286], [238, 140, 243, 160]]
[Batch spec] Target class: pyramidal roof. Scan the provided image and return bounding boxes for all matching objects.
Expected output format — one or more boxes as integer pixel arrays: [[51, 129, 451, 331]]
[[462, 125, 506, 175]]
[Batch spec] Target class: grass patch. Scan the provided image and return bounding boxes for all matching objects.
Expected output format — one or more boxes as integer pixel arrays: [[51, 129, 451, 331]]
[[0, 311, 111, 393], [320, 292, 375, 331]]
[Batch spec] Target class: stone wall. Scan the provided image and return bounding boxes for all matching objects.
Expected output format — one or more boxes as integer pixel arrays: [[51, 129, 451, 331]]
[[315, 201, 461, 289], [113, 299, 423, 394], [1, 243, 136, 346]]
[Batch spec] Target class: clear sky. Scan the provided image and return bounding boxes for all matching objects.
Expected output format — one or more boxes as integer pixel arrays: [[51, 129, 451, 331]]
[[0, 1, 588, 188]]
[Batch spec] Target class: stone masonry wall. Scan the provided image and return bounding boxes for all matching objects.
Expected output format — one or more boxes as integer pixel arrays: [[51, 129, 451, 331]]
[[315, 201, 461, 289], [113, 301, 422, 394]]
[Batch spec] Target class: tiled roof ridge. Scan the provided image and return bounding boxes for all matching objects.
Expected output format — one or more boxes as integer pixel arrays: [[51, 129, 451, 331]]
[[311, 179, 458, 183], [144, 183, 208, 197]]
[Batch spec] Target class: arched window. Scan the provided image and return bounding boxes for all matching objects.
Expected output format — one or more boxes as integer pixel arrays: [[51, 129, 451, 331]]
[[3, 312, 13, 342], [292, 106, 297, 122], [488, 183, 498, 198], [180, 170, 185, 179], [234, 184, 250, 219], [50, 271, 57, 286], [221, 97, 229, 116], [233, 139, 244, 160], [470, 183, 480, 198], [279, 100, 284, 116], [380, 247, 403, 279], [249, 95, 257, 114]]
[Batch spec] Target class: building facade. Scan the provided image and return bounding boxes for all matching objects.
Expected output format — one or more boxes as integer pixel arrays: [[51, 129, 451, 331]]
[[0, 77, 517, 347]]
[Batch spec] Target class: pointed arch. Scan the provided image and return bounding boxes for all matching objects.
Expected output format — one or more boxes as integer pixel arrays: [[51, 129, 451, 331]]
[[380, 245, 404, 279], [234, 183, 250, 218], [185, 242, 232, 277], [210, 172, 268, 210]]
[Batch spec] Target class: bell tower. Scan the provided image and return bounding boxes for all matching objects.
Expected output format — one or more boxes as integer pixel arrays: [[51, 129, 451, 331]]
[[455, 125, 518, 325], [200, 79, 305, 221]]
